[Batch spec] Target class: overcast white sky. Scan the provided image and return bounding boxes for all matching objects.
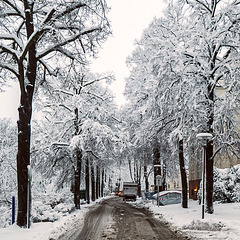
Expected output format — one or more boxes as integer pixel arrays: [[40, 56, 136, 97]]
[[0, 0, 166, 122], [91, 0, 166, 104]]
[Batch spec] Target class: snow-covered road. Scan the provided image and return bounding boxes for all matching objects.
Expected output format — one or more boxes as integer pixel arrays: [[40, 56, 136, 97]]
[[0, 196, 239, 240]]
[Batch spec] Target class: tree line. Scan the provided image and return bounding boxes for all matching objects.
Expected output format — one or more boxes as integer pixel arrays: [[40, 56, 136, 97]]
[[122, 0, 240, 211], [0, 0, 239, 228]]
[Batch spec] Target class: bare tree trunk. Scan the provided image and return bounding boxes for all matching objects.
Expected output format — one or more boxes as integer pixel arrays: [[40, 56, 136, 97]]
[[137, 163, 141, 197], [206, 139, 214, 213], [17, 96, 32, 227], [17, 1, 36, 227], [161, 161, 167, 191], [96, 165, 99, 199], [74, 149, 82, 209], [85, 156, 90, 204], [179, 138, 188, 208], [153, 139, 161, 193], [128, 159, 133, 181], [144, 165, 149, 192], [101, 168, 104, 197], [206, 61, 215, 214], [73, 108, 82, 209], [91, 159, 95, 201]]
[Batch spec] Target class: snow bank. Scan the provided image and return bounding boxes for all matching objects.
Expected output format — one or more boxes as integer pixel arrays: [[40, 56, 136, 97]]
[[134, 198, 240, 240]]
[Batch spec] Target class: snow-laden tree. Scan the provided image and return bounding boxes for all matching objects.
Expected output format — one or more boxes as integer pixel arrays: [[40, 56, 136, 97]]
[[0, 0, 110, 227], [182, 0, 240, 213], [124, 0, 240, 211], [123, 1, 191, 207], [30, 70, 122, 208]]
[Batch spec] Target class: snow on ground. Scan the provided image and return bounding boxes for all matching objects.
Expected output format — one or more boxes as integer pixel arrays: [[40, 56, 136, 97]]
[[0, 196, 239, 240], [0, 197, 107, 240], [133, 198, 240, 240]]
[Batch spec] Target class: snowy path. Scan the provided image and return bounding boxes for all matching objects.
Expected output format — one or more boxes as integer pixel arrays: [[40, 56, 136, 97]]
[[67, 197, 192, 240]]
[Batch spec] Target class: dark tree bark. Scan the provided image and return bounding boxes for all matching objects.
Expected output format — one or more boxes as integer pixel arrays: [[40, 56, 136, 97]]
[[178, 138, 188, 208], [17, 0, 36, 227], [73, 107, 82, 209], [91, 159, 95, 201], [206, 50, 215, 214], [96, 165, 100, 199], [206, 140, 214, 213], [74, 149, 82, 209], [85, 156, 90, 204], [101, 168, 104, 197], [144, 165, 149, 192], [17, 97, 32, 227], [128, 159, 133, 182], [153, 139, 161, 193]]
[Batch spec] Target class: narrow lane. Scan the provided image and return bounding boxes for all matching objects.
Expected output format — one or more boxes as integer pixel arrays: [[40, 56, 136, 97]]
[[72, 197, 192, 240]]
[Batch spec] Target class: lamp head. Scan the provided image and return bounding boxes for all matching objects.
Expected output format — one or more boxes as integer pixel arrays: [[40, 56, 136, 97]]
[[196, 133, 213, 140]]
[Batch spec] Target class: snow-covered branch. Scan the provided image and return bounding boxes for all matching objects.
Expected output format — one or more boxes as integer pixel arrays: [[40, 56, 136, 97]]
[[54, 2, 87, 19], [44, 103, 73, 112], [1, 0, 25, 18], [36, 27, 101, 60], [83, 75, 114, 88], [0, 62, 19, 77], [39, 59, 57, 77], [54, 89, 74, 96], [51, 142, 69, 147], [20, 26, 52, 62], [0, 43, 19, 61], [0, 34, 23, 49]]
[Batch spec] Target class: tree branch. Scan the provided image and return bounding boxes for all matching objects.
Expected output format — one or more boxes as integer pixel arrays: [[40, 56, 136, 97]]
[[1, 0, 25, 18], [0, 62, 19, 77], [54, 2, 87, 19], [36, 27, 101, 60], [0, 44, 19, 61], [0, 34, 23, 50]]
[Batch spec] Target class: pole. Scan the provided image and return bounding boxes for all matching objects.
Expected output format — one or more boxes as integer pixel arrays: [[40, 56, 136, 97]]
[[12, 196, 15, 224], [157, 185, 159, 207], [27, 165, 32, 228], [27, 180, 30, 228], [201, 145, 206, 219]]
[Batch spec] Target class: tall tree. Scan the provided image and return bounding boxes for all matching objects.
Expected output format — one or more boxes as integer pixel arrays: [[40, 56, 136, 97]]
[[0, 0, 110, 227], [124, 0, 240, 212], [184, 0, 240, 213]]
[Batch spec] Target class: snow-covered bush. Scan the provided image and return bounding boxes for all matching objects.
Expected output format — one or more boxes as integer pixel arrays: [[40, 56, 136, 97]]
[[197, 165, 240, 204], [183, 220, 226, 231], [0, 205, 11, 228], [213, 165, 240, 203], [32, 201, 60, 223], [31, 190, 75, 223]]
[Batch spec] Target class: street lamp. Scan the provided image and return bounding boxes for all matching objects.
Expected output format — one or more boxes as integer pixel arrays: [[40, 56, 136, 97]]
[[196, 133, 213, 219]]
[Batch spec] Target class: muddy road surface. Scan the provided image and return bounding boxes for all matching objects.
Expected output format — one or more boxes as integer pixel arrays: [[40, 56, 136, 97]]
[[66, 197, 192, 240]]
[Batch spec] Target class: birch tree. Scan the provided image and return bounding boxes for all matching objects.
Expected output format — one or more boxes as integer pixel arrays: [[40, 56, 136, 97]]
[[0, 0, 110, 227]]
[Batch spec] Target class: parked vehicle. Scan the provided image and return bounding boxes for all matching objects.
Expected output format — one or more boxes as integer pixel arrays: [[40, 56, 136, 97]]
[[145, 191, 155, 200], [153, 191, 182, 206], [122, 182, 138, 201]]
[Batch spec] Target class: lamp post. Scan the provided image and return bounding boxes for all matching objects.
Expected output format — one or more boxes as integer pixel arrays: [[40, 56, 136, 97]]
[[196, 133, 213, 219], [27, 165, 32, 228]]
